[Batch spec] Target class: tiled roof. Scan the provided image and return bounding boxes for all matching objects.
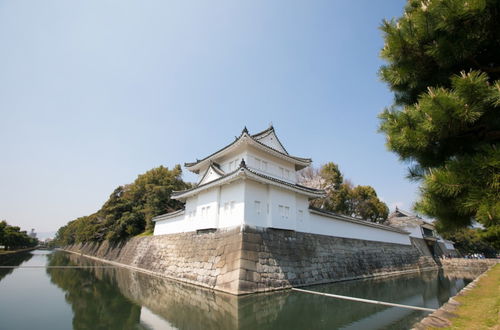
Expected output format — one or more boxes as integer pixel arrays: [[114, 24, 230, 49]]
[[386, 209, 434, 229], [173, 159, 324, 199], [184, 127, 311, 170]]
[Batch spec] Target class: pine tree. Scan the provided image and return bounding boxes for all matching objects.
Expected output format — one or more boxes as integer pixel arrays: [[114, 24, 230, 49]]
[[378, 0, 500, 248]]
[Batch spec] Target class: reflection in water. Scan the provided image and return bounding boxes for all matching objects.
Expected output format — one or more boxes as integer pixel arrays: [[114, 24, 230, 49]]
[[45, 252, 481, 330], [46, 253, 141, 330], [0, 251, 33, 282]]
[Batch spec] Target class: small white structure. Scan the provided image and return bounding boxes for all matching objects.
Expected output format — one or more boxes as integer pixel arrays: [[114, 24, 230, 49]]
[[386, 208, 457, 255], [153, 126, 411, 245]]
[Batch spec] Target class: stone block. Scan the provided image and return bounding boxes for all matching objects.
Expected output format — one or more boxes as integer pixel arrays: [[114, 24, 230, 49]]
[[240, 259, 257, 272]]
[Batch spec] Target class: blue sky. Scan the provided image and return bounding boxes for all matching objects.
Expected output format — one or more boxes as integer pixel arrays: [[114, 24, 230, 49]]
[[0, 0, 416, 236]]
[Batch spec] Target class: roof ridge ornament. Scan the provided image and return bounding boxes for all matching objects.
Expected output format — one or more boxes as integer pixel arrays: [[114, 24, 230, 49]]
[[239, 158, 247, 168], [242, 126, 249, 134]]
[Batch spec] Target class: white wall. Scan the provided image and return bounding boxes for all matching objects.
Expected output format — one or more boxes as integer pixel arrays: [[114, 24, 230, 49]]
[[153, 213, 189, 235], [401, 224, 424, 239], [245, 147, 296, 183], [244, 180, 268, 227], [444, 241, 455, 250], [308, 212, 411, 245], [218, 180, 245, 228], [295, 194, 309, 233], [219, 151, 246, 173]]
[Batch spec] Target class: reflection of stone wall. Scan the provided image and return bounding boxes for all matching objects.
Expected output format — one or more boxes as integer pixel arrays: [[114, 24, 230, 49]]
[[64, 253, 285, 330], [65, 225, 438, 295]]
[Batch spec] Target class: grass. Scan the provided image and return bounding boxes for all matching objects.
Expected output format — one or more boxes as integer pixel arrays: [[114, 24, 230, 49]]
[[437, 264, 499, 330], [135, 230, 153, 237]]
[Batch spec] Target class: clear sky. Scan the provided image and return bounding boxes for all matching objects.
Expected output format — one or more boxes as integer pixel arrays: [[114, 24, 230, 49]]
[[0, 0, 416, 237]]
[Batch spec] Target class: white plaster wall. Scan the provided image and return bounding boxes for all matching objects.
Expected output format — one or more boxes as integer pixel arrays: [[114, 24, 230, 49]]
[[268, 185, 297, 230], [194, 188, 218, 229], [295, 194, 310, 233], [219, 151, 246, 173], [153, 214, 189, 235], [444, 241, 455, 250], [218, 180, 245, 228], [244, 180, 268, 227], [309, 212, 411, 245], [401, 225, 424, 239], [245, 147, 296, 183]]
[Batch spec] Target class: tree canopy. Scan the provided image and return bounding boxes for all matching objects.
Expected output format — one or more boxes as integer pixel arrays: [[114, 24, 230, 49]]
[[53, 165, 189, 246], [0, 220, 38, 250], [299, 162, 389, 222], [378, 0, 500, 247]]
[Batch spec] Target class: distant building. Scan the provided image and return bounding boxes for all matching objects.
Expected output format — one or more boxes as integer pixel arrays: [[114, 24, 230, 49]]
[[385, 208, 459, 257], [28, 228, 37, 239]]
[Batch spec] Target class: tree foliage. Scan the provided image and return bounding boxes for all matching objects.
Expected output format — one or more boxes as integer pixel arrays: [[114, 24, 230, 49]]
[[0, 220, 38, 250], [439, 227, 497, 257], [53, 165, 189, 246], [299, 163, 389, 222], [378, 0, 500, 245]]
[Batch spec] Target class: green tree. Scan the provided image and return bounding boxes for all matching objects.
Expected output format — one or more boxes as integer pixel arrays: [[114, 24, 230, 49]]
[[0, 220, 6, 246], [350, 186, 389, 223], [53, 165, 189, 245], [299, 163, 389, 222], [378, 0, 500, 247], [0, 221, 38, 250], [439, 227, 497, 257]]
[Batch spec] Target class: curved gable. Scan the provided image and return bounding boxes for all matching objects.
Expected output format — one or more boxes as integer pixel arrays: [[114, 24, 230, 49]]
[[198, 164, 224, 185], [253, 130, 288, 154]]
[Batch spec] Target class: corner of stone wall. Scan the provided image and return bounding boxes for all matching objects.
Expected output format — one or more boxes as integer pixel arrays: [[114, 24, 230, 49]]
[[237, 226, 263, 294], [213, 227, 244, 295]]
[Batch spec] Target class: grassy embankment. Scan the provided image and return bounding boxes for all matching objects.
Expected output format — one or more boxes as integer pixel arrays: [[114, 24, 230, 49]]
[[0, 247, 37, 255], [435, 263, 499, 329]]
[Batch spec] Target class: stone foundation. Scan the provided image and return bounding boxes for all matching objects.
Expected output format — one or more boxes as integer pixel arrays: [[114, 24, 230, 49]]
[[65, 225, 437, 295], [440, 258, 498, 272]]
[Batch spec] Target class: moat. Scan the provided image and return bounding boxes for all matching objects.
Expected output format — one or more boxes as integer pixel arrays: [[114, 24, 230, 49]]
[[0, 250, 480, 330]]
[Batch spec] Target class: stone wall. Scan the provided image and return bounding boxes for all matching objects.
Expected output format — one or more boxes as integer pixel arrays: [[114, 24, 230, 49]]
[[238, 226, 437, 293], [65, 225, 438, 295], [65, 226, 245, 294], [440, 258, 499, 273]]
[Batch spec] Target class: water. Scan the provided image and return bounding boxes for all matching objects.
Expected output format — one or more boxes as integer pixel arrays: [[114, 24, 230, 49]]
[[0, 250, 481, 330]]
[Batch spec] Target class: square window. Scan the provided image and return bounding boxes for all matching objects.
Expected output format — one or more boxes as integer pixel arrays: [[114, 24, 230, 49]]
[[254, 201, 261, 215]]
